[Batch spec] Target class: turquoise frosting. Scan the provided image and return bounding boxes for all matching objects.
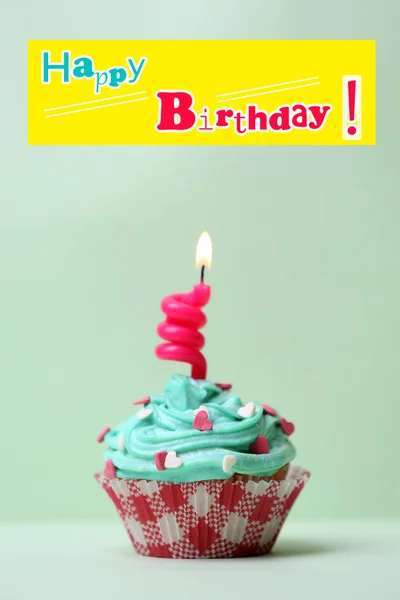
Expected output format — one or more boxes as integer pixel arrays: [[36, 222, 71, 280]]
[[103, 374, 296, 483]]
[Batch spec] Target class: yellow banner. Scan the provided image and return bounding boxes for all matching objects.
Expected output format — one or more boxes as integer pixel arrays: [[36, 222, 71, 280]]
[[28, 40, 375, 145]]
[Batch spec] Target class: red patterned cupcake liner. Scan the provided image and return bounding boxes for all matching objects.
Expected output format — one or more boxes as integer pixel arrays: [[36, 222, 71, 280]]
[[95, 465, 310, 559]]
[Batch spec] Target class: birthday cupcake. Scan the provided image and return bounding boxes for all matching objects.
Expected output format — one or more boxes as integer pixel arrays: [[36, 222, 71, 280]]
[[95, 233, 310, 558]]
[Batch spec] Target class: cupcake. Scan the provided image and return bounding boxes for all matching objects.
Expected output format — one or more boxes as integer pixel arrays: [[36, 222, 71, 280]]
[[95, 374, 310, 558]]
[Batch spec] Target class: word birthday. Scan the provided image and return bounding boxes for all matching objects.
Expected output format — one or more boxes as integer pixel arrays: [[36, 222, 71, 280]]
[[156, 92, 332, 135], [42, 51, 147, 94]]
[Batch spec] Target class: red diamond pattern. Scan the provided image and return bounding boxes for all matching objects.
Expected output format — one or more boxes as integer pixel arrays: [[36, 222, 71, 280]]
[[95, 466, 310, 559], [188, 517, 219, 554], [219, 480, 245, 509], [251, 494, 278, 524], [147, 544, 173, 558], [159, 483, 186, 512], [128, 494, 157, 524]]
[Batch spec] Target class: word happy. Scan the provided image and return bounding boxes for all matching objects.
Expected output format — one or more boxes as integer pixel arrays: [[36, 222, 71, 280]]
[[42, 51, 147, 94], [156, 91, 332, 135]]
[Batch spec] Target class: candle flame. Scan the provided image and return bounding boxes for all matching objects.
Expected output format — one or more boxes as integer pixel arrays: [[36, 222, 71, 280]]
[[195, 231, 212, 270]]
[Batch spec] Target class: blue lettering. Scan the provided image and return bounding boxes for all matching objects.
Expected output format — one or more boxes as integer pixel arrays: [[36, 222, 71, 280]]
[[72, 56, 94, 79], [94, 71, 109, 94], [108, 67, 127, 88], [42, 50, 70, 84], [126, 57, 147, 83]]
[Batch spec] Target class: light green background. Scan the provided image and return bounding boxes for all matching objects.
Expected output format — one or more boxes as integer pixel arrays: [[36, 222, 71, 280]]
[[1, 1, 399, 522]]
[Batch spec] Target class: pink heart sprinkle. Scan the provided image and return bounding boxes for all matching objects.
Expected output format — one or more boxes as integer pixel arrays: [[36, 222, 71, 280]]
[[193, 410, 213, 431], [97, 426, 111, 443], [215, 382, 232, 391], [250, 435, 270, 455], [262, 404, 277, 417], [280, 418, 295, 436], [104, 459, 116, 478], [155, 451, 168, 471], [133, 396, 150, 406]]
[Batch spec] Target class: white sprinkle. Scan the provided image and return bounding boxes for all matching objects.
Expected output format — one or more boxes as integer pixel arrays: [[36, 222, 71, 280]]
[[137, 407, 153, 420], [222, 455, 237, 474], [237, 402, 256, 419], [117, 432, 125, 451], [193, 405, 209, 416], [165, 450, 183, 469]]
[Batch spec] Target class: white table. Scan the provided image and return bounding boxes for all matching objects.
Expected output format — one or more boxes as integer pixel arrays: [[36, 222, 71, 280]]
[[0, 520, 398, 600]]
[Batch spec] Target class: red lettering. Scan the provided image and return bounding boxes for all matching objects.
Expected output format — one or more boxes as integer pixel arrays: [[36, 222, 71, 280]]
[[269, 106, 291, 131], [234, 111, 247, 134], [247, 104, 268, 131], [156, 91, 196, 131], [308, 105, 332, 130], [214, 109, 234, 127], [292, 104, 308, 128]]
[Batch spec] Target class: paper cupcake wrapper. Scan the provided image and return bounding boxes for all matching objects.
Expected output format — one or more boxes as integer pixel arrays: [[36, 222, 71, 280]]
[[95, 465, 310, 559]]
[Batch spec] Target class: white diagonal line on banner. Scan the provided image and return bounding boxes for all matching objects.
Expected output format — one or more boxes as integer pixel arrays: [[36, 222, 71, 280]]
[[44, 91, 148, 112], [45, 96, 149, 118], [217, 77, 320, 98], [216, 82, 320, 103]]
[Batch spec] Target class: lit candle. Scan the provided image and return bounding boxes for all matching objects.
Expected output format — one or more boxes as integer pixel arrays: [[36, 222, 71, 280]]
[[155, 232, 212, 379]]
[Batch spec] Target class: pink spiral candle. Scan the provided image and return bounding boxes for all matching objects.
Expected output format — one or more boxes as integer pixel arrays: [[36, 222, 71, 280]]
[[155, 282, 211, 379]]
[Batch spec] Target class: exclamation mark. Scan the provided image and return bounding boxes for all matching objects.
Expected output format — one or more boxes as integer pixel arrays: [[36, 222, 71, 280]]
[[343, 75, 362, 140], [347, 80, 357, 135]]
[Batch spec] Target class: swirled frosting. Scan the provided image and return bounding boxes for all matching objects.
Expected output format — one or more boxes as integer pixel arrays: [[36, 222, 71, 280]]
[[102, 374, 296, 483]]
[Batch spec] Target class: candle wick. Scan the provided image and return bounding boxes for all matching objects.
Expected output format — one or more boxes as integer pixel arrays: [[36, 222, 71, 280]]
[[200, 265, 205, 283]]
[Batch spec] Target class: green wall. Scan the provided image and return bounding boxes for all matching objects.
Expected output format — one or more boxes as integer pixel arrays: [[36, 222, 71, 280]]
[[1, 1, 399, 521]]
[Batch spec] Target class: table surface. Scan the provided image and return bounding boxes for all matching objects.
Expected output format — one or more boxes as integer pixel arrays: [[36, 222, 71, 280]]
[[0, 520, 399, 600]]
